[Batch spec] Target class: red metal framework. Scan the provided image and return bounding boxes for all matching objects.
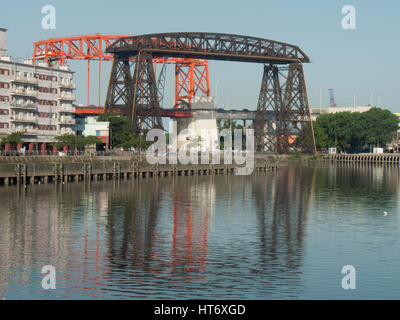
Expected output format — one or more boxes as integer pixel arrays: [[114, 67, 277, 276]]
[[175, 59, 210, 108], [32, 34, 210, 108], [74, 105, 192, 118], [33, 34, 123, 65], [33, 34, 125, 107]]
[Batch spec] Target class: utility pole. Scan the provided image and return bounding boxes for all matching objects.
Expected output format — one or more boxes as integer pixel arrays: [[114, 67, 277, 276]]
[[230, 104, 233, 132], [215, 83, 218, 107], [230, 104, 233, 150], [320, 88, 322, 114]]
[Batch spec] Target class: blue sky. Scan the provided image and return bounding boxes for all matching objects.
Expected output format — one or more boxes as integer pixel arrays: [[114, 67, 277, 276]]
[[1, 0, 400, 111]]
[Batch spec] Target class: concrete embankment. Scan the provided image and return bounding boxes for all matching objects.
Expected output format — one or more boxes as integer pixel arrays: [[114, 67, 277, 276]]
[[0, 153, 282, 187], [321, 153, 400, 165]]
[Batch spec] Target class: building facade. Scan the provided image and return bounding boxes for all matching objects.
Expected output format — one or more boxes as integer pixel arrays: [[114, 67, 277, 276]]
[[0, 28, 76, 152], [310, 106, 372, 121], [74, 106, 109, 151]]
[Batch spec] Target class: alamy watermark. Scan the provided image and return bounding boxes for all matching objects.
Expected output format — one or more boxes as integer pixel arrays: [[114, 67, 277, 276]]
[[341, 265, 356, 290], [341, 5, 356, 30], [41, 265, 56, 290], [145, 120, 254, 175], [41, 5, 56, 30]]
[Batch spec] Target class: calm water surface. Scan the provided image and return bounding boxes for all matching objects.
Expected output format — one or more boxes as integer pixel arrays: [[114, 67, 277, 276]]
[[0, 164, 400, 299]]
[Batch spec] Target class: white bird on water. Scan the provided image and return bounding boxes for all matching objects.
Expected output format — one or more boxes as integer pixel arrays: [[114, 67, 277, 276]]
[[383, 211, 388, 217]]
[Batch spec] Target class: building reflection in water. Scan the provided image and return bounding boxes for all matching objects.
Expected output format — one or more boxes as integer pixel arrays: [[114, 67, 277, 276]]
[[5, 165, 382, 298], [171, 178, 213, 278], [104, 177, 214, 288], [0, 168, 317, 298]]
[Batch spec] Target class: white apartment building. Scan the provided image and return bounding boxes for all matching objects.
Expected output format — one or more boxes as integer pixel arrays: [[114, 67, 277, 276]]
[[0, 28, 76, 152]]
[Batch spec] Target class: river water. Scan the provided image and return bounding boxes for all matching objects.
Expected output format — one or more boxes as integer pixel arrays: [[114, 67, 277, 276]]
[[0, 164, 399, 299]]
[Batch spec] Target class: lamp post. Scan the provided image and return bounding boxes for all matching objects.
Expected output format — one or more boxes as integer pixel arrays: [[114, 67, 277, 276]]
[[109, 127, 112, 150]]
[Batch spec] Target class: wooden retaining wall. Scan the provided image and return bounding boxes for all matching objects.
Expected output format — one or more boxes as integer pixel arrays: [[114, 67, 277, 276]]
[[0, 157, 278, 187], [324, 154, 400, 165]]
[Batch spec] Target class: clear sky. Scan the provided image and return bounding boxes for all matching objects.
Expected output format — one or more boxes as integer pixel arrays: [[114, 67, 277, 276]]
[[1, 0, 400, 111]]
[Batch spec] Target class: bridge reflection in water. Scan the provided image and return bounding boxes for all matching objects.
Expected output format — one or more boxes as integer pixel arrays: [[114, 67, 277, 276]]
[[0, 166, 320, 299]]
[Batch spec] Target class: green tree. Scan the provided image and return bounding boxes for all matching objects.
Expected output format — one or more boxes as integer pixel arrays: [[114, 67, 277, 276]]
[[313, 121, 330, 149], [310, 107, 398, 153], [84, 135, 103, 147], [54, 134, 103, 150], [0, 132, 24, 149], [54, 134, 80, 149], [363, 108, 398, 147], [98, 112, 149, 150], [217, 119, 245, 149]]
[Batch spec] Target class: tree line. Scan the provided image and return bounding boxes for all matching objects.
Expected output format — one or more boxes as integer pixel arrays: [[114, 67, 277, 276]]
[[311, 108, 399, 152], [0, 132, 103, 150], [97, 113, 149, 150]]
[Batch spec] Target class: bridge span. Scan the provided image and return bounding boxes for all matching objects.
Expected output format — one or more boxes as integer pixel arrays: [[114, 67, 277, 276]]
[[75, 105, 265, 120], [104, 32, 316, 154]]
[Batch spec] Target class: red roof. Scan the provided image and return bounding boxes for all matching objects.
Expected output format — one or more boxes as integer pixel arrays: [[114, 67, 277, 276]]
[[74, 105, 105, 115]]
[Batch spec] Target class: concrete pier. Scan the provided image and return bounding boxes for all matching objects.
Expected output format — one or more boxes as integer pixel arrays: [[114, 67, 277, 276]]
[[0, 155, 278, 187]]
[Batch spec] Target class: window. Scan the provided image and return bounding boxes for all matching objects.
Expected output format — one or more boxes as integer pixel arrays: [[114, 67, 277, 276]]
[[38, 99, 57, 106], [38, 87, 58, 94], [35, 73, 57, 82], [0, 69, 10, 76], [38, 124, 56, 131]]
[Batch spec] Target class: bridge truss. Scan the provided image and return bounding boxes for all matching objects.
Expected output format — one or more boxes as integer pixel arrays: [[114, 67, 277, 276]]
[[32, 34, 210, 108], [105, 32, 316, 153]]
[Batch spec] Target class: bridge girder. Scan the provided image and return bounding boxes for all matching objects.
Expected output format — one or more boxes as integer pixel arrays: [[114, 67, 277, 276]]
[[106, 32, 310, 64], [105, 32, 315, 153]]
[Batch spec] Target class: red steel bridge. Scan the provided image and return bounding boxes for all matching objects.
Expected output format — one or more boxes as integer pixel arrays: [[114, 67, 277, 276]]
[[32, 34, 210, 109], [105, 32, 315, 153], [32, 32, 315, 154]]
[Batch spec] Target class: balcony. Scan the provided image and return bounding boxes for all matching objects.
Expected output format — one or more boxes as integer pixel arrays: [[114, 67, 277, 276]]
[[59, 81, 76, 89], [58, 118, 75, 125], [10, 88, 38, 98], [9, 115, 37, 123], [58, 104, 75, 113], [37, 129, 57, 136], [58, 129, 74, 135], [23, 129, 37, 135], [10, 103, 37, 110], [58, 93, 76, 101], [10, 127, 37, 135], [11, 75, 38, 85]]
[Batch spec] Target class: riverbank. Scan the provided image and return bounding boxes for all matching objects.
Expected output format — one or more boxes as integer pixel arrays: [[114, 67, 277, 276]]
[[0, 153, 281, 186], [285, 152, 400, 166]]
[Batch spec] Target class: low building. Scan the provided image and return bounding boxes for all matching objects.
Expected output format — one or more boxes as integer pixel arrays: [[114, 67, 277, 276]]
[[0, 28, 76, 152], [311, 106, 372, 121], [74, 106, 109, 150]]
